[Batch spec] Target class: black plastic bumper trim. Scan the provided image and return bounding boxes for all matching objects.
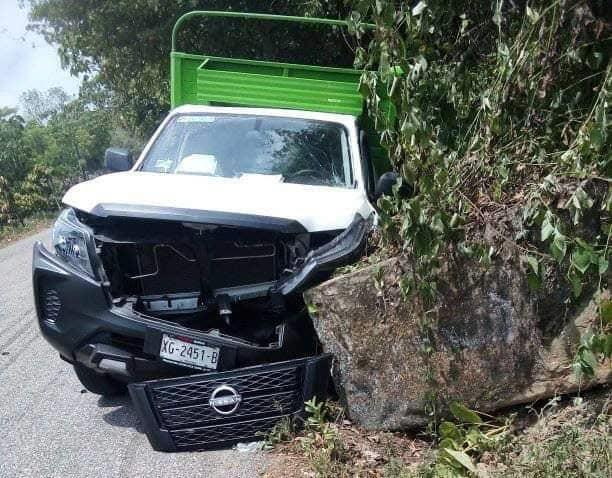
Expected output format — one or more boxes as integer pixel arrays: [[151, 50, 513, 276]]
[[274, 213, 370, 295]]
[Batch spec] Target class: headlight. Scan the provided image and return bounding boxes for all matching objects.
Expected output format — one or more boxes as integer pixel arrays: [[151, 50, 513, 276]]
[[52, 209, 95, 278]]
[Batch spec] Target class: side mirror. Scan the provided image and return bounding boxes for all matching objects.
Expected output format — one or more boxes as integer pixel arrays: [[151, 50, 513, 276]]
[[104, 148, 133, 172], [374, 171, 399, 200]]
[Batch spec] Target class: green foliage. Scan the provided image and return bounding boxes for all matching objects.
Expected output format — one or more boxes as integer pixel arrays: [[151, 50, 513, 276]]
[[263, 396, 337, 448], [27, 0, 352, 136], [264, 399, 370, 477], [301, 431, 345, 475], [299, 398, 347, 477], [408, 394, 612, 478], [262, 416, 297, 447], [573, 296, 612, 377], [19, 87, 70, 123], [12, 164, 61, 218], [267, 395, 611, 478], [0, 107, 18, 119], [486, 394, 612, 478], [349, 0, 611, 372], [448, 402, 482, 425], [426, 403, 510, 477], [304, 397, 332, 431], [0, 114, 34, 224], [0, 88, 111, 227], [0, 211, 56, 247]]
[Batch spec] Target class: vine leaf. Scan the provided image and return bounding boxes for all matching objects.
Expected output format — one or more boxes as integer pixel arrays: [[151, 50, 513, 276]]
[[568, 270, 584, 298], [439, 421, 462, 441], [601, 300, 612, 325], [571, 248, 592, 274], [306, 303, 318, 316], [449, 402, 482, 424], [566, 187, 594, 225], [525, 255, 540, 275], [526, 6, 540, 24], [442, 448, 478, 474], [541, 214, 555, 242], [411, 1, 428, 16], [550, 233, 568, 262]]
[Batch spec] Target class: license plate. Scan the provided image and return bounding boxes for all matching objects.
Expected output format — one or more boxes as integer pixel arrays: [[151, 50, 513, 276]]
[[159, 334, 219, 370]]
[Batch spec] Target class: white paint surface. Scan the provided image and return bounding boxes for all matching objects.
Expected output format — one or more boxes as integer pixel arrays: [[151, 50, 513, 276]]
[[65, 106, 375, 232]]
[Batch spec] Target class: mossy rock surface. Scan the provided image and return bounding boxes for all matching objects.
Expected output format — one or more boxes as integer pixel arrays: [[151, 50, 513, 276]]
[[304, 256, 610, 430]]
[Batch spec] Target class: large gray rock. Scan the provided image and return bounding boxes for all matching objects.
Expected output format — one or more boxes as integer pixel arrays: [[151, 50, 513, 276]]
[[304, 257, 610, 430]]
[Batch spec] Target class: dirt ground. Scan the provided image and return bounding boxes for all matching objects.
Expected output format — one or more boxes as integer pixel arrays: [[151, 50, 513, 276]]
[[263, 421, 431, 477]]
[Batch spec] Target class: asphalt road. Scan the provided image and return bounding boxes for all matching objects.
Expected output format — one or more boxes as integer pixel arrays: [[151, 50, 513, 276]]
[[0, 229, 267, 478]]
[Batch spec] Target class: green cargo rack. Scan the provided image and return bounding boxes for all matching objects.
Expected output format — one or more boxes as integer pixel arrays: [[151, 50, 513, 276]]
[[171, 11, 368, 115]]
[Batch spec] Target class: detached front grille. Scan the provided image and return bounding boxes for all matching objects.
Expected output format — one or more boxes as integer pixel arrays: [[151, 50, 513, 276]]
[[128, 355, 331, 452]]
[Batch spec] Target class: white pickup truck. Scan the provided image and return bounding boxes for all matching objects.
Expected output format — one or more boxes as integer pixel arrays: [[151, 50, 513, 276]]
[[33, 11, 395, 452]]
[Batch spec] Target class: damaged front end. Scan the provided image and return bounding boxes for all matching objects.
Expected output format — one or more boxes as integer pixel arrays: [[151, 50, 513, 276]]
[[83, 207, 370, 363], [33, 207, 370, 450]]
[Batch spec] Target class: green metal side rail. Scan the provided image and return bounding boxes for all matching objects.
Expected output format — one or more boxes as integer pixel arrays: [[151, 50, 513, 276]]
[[170, 11, 371, 115]]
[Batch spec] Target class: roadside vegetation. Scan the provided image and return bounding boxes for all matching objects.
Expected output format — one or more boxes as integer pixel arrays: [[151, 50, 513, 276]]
[[347, 0, 610, 373], [0, 87, 114, 233], [0, 210, 55, 248], [263, 391, 611, 477]]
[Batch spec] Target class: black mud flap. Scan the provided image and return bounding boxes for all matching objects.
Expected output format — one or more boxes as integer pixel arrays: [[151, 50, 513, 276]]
[[128, 354, 332, 452]]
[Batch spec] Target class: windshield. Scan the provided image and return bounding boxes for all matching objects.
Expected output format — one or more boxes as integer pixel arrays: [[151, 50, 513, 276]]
[[140, 114, 353, 188]]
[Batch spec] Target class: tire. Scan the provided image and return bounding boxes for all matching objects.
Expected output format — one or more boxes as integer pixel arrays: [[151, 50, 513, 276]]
[[73, 363, 127, 396]]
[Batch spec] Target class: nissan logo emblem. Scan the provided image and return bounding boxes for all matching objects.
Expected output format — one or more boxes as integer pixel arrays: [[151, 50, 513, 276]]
[[209, 385, 242, 415]]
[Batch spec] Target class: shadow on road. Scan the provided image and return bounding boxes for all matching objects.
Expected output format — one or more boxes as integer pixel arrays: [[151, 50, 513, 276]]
[[97, 395, 145, 433]]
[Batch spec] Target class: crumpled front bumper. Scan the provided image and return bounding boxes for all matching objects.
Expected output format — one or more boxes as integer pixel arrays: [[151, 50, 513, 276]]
[[33, 241, 334, 452], [33, 241, 312, 380], [128, 354, 332, 452]]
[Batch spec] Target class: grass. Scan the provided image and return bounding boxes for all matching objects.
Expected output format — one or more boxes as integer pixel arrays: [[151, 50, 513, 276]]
[[263, 399, 429, 478], [264, 390, 611, 478], [482, 394, 611, 478], [0, 211, 57, 249], [384, 391, 611, 478]]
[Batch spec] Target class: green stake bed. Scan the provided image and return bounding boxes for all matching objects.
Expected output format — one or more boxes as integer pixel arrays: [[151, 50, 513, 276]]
[[171, 11, 364, 115], [171, 52, 365, 116]]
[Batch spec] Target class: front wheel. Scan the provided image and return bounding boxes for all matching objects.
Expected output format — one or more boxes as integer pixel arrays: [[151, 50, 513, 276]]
[[73, 363, 126, 396]]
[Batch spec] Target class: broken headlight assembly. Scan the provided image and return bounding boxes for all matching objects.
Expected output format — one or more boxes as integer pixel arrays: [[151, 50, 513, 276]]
[[52, 208, 96, 278]]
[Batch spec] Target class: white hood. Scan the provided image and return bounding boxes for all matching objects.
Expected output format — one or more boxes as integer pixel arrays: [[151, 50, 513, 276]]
[[63, 172, 374, 232]]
